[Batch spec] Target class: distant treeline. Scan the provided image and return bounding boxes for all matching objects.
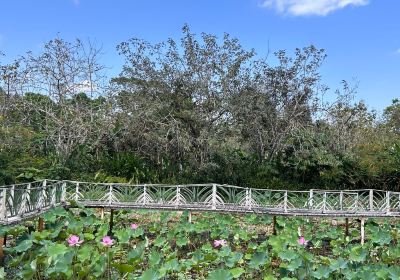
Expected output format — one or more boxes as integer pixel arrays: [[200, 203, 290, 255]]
[[1, 25, 400, 190]]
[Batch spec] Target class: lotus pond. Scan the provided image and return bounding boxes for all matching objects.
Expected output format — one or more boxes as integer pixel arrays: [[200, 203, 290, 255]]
[[1, 207, 400, 279]]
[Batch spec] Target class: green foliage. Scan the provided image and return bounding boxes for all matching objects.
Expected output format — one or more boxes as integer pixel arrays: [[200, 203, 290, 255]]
[[2, 29, 400, 191], [3, 210, 400, 279], [208, 269, 233, 280], [15, 167, 43, 182]]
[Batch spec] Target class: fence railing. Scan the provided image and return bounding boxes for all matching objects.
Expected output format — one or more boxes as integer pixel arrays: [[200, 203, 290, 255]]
[[0, 180, 65, 225], [1, 180, 400, 225]]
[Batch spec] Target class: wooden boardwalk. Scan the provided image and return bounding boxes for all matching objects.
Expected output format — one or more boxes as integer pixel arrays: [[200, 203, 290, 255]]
[[1, 180, 400, 226]]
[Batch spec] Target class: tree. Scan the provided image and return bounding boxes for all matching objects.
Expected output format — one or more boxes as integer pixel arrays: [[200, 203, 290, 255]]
[[383, 99, 400, 134], [113, 24, 254, 175], [12, 38, 110, 164], [324, 81, 376, 154], [231, 46, 327, 162]]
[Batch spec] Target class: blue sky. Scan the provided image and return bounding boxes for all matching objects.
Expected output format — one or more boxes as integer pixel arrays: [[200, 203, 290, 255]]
[[0, 0, 399, 112]]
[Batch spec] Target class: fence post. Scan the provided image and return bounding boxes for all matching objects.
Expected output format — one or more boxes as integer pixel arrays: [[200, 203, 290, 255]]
[[19, 183, 31, 215], [175, 186, 181, 207], [244, 188, 252, 210], [248, 189, 252, 210], [309, 189, 314, 209], [386, 191, 391, 214], [27, 183, 31, 212], [50, 183, 56, 207], [143, 185, 147, 205], [212, 184, 217, 210], [398, 193, 400, 211], [8, 185, 14, 214], [284, 191, 288, 213], [339, 191, 343, 211], [355, 194, 359, 212], [75, 182, 80, 202], [245, 188, 249, 208], [39, 179, 47, 208], [61, 181, 66, 203], [0, 188, 7, 266], [323, 192, 327, 213], [108, 184, 113, 206], [369, 189, 374, 212], [0, 189, 6, 223]]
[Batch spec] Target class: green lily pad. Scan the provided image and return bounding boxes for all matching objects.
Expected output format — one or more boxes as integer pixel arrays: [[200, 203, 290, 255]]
[[208, 269, 233, 280]]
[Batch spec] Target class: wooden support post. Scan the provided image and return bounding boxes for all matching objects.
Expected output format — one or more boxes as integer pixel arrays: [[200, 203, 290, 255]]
[[272, 216, 277, 235], [360, 218, 365, 245], [108, 209, 115, 236], [28, 225, 34, 234], [38, 217, 45, 232], [0, 236, 5, 266], [188, 211, 192, 223], [345, 218, 349, 237], [100, 208, 105, 219]]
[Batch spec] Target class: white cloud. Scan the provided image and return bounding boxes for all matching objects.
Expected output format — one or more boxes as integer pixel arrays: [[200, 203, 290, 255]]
[[262, 0, 369, 16]]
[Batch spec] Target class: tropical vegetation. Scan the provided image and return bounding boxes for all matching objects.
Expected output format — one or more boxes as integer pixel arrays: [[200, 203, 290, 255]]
[[1, 25, 400, 191], [2, 208, 400, 279]]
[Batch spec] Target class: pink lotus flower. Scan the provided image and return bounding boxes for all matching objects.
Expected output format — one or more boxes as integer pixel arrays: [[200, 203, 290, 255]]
[[298, 236, 307, 246], [131, 223, 138, 230], [213, 239, 227, 248], [101, 236, 114, 247], [67, 235, 83, 247]]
